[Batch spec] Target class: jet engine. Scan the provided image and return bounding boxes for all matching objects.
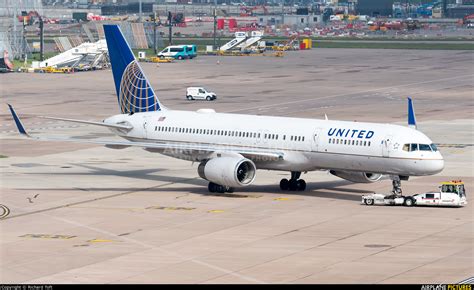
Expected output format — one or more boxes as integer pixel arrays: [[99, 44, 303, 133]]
[[198, 156, 256, 188], [330, 170, 382, 183]]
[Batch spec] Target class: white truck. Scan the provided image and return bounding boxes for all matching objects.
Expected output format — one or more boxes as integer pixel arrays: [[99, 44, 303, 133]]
[[362, 180, 467, 207], [186, 87, 217, 101]]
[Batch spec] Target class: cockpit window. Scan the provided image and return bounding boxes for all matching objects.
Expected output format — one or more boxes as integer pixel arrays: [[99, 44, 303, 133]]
[[419, 144, 431, 151], [403, 143, 438, 152]]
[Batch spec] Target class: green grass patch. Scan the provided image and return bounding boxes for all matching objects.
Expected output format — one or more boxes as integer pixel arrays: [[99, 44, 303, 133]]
[[313, 41, 474, 50], [0, 155, 8, 159]]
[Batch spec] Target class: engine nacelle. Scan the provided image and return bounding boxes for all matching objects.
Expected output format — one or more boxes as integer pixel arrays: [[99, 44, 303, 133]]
[[330, 170, 382, 183], [198, 156, 256, 188]]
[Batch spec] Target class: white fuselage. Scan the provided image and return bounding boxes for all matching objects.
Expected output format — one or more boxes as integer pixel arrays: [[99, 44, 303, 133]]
[[104, 109, 444, 176]]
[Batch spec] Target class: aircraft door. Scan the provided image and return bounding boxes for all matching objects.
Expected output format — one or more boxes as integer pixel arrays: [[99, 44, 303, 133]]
[[311, 128, 322, 152], [382, 135, 393, 157], [143, 116, 149, 139]]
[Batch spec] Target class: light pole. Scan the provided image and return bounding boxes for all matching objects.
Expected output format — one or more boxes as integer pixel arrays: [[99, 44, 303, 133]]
[[139, 0, 142, 22], [213, 0, 217, 51]]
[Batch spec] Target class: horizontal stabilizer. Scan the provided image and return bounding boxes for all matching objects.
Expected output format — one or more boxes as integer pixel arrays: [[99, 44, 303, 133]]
[[7, 104, 29, 136], [41, 116, 133, 131]]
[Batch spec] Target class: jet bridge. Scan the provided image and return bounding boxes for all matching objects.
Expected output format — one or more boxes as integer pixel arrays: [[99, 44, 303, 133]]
[[219, 32, 247, 52]]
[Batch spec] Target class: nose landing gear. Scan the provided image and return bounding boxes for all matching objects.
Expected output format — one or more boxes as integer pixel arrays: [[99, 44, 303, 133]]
[[280, 171, 306, 191]]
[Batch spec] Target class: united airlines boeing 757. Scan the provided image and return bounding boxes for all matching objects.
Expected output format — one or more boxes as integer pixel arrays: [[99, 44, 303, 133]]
[[8, 25, 444, 194]]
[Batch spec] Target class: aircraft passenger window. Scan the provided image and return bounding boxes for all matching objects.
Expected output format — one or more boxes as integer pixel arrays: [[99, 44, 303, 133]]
[[364, 141, 367, 146], [246, 132, 249, 138], [352, 140, 355, 145], [302, 137, 304, 141], [290, 136, 293, 141], [283, 135, 286, 140], [410, 144, 418, 151], [368, 141, 371, 146], [258, 133, 261, 138], [155, 126, 157, 131], [344, 140, 347, 145], [419, 144, 431, 151], [336, 139, 339, 144]]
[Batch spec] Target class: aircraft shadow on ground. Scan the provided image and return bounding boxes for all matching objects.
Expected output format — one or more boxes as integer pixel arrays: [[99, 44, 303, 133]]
[[22, 164, 371, 202]]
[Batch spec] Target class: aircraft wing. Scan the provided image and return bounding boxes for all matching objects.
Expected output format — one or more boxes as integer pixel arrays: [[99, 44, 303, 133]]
[[8, 105, 284, 162]]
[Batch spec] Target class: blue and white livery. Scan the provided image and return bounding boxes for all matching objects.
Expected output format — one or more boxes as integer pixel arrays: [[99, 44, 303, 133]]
[[8, 25, 444, 194]]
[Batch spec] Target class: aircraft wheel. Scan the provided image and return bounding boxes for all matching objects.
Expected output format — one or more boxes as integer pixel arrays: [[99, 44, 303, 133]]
[[297, 179, 306, 191], [208, 182, 217, 193], [289, 179, 298, 191], [279, 179, 289, 190], [217, 185, 227, 194]]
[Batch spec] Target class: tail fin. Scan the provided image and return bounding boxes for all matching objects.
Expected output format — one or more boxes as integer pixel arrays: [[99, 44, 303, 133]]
[[104, 25, 163, 114], [407, 97, 417, 129]]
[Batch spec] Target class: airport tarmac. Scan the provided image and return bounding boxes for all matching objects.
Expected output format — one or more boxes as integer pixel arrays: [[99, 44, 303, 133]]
[[0, 48, 473, 284]]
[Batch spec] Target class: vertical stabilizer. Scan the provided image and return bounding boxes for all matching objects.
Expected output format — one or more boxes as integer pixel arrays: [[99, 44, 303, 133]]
[[104, 24, 163, 114]]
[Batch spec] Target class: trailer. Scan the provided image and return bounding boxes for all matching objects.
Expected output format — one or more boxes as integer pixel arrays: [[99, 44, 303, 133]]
[[362, 180, 467, 207]]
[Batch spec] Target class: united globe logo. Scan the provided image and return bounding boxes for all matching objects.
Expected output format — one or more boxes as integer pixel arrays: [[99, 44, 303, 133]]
[[119, 60, 160, 114]]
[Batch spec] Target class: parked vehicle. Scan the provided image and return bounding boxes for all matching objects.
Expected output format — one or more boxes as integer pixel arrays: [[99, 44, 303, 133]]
[[182, 45, 197, 59], [157, 46, 189, 60], [362, 180, 467, 207], [186, 87, 217, 101]]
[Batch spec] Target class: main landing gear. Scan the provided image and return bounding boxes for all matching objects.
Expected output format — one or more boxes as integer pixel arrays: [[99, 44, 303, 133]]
[[208, 182, 234, 194], [280, 171, 306, 191]]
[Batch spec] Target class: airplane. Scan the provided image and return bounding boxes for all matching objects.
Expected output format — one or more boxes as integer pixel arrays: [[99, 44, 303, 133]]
[[7, 24, 444, 194]]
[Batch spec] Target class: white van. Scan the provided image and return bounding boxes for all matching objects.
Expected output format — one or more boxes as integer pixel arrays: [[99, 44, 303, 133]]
[[186, 87, 217, 101], [157, 46, 188, 60]]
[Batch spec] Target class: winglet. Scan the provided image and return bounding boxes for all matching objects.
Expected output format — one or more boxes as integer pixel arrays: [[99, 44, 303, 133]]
[[407, 97, 417, 129], [7, 104, 30, 136]]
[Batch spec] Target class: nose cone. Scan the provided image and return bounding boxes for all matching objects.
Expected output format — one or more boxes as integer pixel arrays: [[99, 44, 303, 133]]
[[425, 151, 444, 175], [428, 158, 445, 175]]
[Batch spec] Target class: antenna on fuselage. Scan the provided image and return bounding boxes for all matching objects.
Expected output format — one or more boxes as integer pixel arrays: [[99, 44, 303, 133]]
[[408, 97, 417, 130]]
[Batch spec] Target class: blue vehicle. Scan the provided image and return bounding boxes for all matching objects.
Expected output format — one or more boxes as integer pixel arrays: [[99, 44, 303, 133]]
[[157, 45, 189, 60], [183, 45, 197, 59]]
